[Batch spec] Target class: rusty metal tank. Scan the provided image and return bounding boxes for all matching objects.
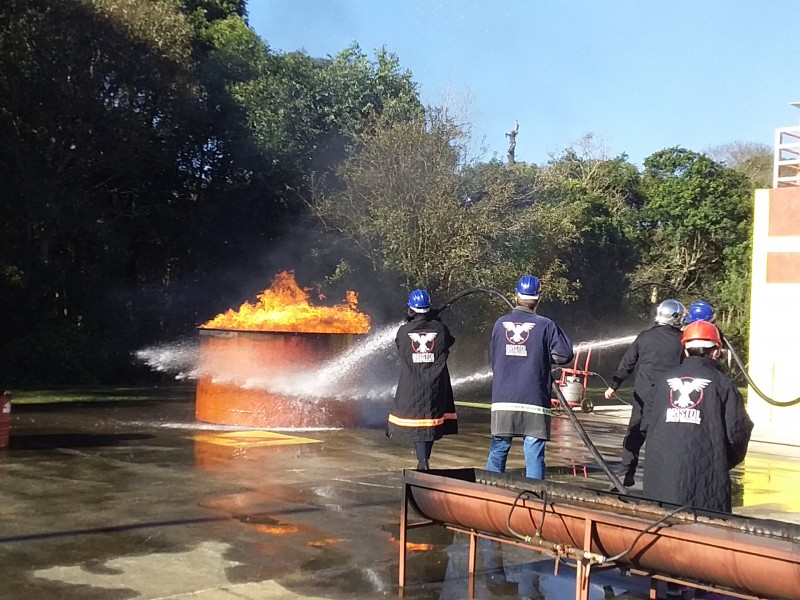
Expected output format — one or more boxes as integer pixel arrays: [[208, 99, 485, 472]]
[[195, 328, 362, 428], [403, 468, 800, 599]]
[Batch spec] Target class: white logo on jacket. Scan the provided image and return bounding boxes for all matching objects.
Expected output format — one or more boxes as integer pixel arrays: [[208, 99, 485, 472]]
[[665, 376, 711, 425], [503, 322, 535, 356], [409, 332, 437, 363], [503, 321, 535, 344]]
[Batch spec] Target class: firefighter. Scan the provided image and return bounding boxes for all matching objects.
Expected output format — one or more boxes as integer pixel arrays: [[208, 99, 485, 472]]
[[386, 289, 457, 470], [641, 320, 753, 513], [485, 275, 574, 479], [684, 299, 736, 374], [684, 300, 716, 324], [604, 299, 685, 487]]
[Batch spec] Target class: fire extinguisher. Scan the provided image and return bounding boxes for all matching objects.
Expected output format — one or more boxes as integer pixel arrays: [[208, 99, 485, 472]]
[[0, 391, 11, 448]]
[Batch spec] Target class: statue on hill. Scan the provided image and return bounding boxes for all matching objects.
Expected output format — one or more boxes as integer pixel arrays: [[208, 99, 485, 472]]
[[506, 120, 519, 165]]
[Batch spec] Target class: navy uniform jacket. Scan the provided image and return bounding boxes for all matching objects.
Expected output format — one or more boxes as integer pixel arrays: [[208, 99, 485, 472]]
[[387, 313, 457, 442], [489, 307, 573, 440], [642, 355, 753, 513]]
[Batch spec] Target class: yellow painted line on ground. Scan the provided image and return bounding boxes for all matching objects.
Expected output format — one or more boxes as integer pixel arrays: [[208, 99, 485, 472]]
[[455, 401, 491, 410], [194, 430, 322, 448]]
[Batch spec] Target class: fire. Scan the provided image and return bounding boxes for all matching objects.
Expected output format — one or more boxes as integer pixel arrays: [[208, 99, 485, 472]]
[[405, 542, 434, 551], [200, 271, 371, 334]]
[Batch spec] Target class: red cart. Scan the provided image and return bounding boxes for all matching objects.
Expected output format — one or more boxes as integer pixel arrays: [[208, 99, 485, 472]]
[[551, 342, 594, 413]]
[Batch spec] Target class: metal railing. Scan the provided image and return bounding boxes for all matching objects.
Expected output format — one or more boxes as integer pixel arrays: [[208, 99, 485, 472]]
[[774, 124, 800, 187]]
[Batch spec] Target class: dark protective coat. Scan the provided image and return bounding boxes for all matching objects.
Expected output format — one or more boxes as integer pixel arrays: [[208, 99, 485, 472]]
[[386, 313, 457, 442], [641, 355, 754, 513], [489, 307, 574, 440], [611, 324, 684, 477], [610, 324, 684, 409]]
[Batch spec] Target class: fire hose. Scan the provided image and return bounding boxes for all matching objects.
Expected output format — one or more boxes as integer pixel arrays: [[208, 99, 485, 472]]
[[437, 287, 629, 494], [723, 335, 800, 407]]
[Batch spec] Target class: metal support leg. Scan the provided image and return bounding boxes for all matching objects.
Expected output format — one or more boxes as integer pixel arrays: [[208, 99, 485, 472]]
[[399, 477, 409, 588], [575, 516, 595, 600], [468, 531, 477, 599]]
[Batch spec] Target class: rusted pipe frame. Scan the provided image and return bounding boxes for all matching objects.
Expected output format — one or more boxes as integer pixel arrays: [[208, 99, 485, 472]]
[[399, 479, 409, 588], [422, 520, 768, 600], [404, 470, 800, 600], [439, 525, 599, 600], [443, 525, 606, 566], [629, 569, 769, 600], [467, 530, 476, 599], [399, 475, 452, 590]]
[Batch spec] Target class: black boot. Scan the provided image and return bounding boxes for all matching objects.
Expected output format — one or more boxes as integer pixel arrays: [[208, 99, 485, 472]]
[[614, 465, 636, 487], [416, 459, 429, 470]]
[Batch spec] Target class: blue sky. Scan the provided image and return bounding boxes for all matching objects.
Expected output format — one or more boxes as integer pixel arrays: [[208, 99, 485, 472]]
[[248, 1, 799, 167]]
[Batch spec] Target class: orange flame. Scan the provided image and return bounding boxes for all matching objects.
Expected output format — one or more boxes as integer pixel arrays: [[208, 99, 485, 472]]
[[200, 271, 371, 334], [405, 542, 435, 552]]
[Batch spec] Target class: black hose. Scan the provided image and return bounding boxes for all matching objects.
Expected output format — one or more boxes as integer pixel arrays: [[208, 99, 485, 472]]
[[438, 285, 628, 494], [552, 381, 628, 494], [436, 286, 515, 314], [723, 335, 800, 408]]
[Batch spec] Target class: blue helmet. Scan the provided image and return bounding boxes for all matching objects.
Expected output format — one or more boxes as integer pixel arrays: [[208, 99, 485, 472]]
[[684, 300, 716, 324], [408, 289, 431, 312], [515, 275, 541, 298]]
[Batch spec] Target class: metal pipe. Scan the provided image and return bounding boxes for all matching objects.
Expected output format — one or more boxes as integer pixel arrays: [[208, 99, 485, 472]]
[[403, 468, 800, 600]]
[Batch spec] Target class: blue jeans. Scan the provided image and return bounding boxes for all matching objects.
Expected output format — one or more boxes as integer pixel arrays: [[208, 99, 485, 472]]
[[486, 435, 546, 479]]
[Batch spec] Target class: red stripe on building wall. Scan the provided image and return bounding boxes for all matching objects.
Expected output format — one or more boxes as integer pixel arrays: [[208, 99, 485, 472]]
[[766, 253, 800, 283], [768, 188, 800, 236]]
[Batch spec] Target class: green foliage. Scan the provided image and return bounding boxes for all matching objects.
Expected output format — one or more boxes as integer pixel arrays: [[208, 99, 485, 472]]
[[313, 111, 578, 304], [534, 142, 643, 322], [639, 147, 752, 291], [231, 43, 421, 172], [637, 147, 753, 351], [0, 0, 763, 384], [0, 1, 428, 384]]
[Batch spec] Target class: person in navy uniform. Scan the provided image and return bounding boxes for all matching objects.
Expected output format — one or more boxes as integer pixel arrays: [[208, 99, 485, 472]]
[[485, 275, 573, 479], [642, 320, 753, 513], [604, 299, 686, 487], [387, 289, 457, 470]]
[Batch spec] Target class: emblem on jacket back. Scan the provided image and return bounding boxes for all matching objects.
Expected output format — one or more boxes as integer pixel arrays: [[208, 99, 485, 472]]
[[409, 332, 437, 363], [503, 321, 535, 356], [665, 377, 711, 425]]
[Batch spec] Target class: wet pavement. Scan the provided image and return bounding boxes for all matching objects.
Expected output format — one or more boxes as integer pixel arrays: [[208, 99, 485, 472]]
[[1, 387, 799, 599]]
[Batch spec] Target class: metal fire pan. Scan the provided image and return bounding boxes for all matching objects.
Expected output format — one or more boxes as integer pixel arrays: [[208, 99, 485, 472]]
[[195, 327, 364, 428], [404, 468, 800, 600]]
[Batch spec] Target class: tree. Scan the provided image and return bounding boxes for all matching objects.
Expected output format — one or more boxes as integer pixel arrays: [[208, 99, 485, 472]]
[[312, 110, 578, 305], [530, 138, 643, 325], [637, 147, 753, 351], [0, 0, 204, 381], [705, 141, 772, 189]]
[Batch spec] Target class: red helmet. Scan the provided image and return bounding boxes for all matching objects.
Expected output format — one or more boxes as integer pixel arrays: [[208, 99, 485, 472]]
[[681, 320, 722, 349]]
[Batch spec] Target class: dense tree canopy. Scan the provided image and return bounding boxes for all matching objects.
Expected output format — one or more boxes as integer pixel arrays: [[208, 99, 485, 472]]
[[0, 0, 760, 384]]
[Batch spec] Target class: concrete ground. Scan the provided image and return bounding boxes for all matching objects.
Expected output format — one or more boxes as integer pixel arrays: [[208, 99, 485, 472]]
[[1, 387, 798, 600]]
